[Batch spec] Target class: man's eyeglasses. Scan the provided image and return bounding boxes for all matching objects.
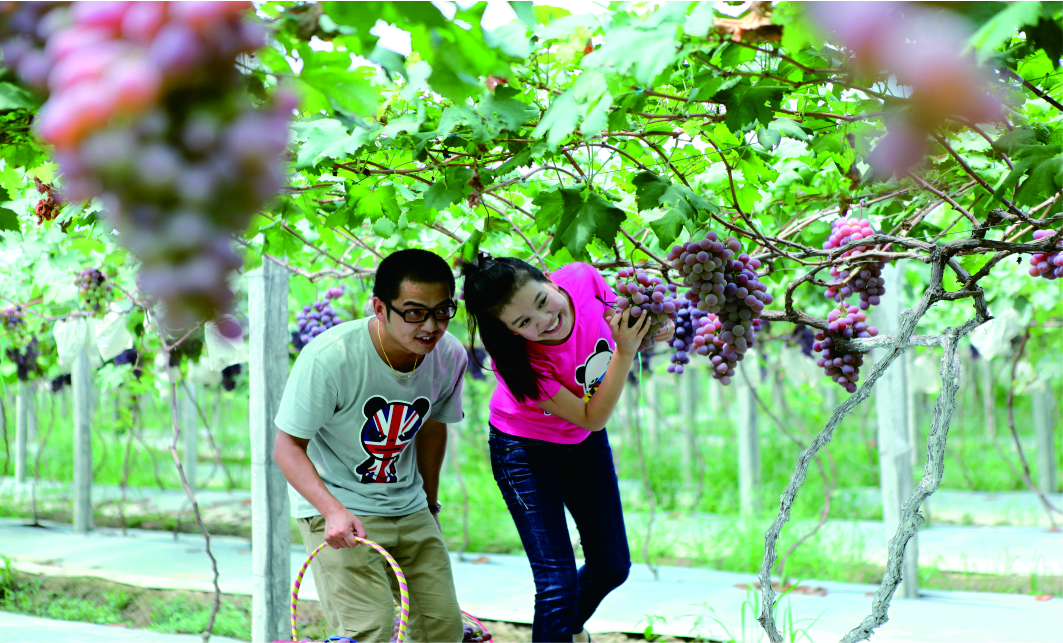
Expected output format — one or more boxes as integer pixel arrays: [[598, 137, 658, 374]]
[[383, 300, 458, 324]]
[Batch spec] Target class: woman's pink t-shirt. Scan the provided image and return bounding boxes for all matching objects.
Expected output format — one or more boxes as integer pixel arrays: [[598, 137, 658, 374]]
[[488, 262, 617, 444]]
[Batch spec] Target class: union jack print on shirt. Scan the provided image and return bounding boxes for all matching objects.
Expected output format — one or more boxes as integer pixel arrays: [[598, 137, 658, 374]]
[[356, 396, 431, 484]]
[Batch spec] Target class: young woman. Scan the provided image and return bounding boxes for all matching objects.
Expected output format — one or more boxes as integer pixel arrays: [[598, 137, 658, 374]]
[[462, 256, 673, 642]]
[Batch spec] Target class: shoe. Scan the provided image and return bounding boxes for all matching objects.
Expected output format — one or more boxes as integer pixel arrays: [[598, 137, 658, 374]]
[[573, 628, 592, 643]]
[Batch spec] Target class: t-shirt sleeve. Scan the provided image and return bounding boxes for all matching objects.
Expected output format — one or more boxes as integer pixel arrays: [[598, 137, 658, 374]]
[[274, 350, 340, 439], [429, 342, 468, 424]]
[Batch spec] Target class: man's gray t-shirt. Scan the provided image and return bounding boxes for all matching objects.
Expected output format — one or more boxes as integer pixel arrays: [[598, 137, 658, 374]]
[[275, 317, 467, 518]]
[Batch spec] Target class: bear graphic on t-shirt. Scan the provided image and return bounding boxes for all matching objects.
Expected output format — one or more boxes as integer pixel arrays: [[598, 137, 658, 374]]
[[575, 339, 613, 402], [356, 396, 430, 483]]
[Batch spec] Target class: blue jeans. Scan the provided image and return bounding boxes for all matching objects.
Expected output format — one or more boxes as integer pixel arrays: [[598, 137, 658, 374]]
[[489, 427, 631, 642]]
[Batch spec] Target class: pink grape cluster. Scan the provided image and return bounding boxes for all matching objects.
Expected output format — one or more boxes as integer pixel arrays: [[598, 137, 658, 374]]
[[294, 286, 346, 349], [669, 232, 770, 364], [0, 2, 291, 332], [1, 305, 33, 350], [75, 267, 112, 317], [1028, 229, 1063, 280], [823, 218, 886, 311], [813, 303, 878, 393], [614, 267, 678, 351]]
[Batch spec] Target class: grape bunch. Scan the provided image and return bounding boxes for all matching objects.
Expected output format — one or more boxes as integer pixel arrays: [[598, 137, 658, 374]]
[[112, 346, 143, 379], [1, 2, 291, 331], [813, 303, 878, 393], [221, 364, 241, 391], [789, 323, 816, 358], [294, 286, 347, 349], [51, 373, 72, 392], [33, 178, 61, 225], [613, 268, 678, 351], [1028, 229, 1063, 280], [461, 622, 491, 643], [822, 218, 886, 311], [1, 305, 33, 350], [5, 338, 40, 382], [667, 299, 696, 374], [669, 232, 770, 366], [75, 268, 113, 317]]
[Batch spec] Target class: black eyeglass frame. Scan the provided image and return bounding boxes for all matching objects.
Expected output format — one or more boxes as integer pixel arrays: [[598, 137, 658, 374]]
[[382, 299, 458, 324]]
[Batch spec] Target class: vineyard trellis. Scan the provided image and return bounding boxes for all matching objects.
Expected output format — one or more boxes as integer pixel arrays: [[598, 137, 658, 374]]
[[0, 2, 1060, 642]]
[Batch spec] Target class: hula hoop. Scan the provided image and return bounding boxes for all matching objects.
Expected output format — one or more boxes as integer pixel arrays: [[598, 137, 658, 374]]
[[290, 538, 411, 643]]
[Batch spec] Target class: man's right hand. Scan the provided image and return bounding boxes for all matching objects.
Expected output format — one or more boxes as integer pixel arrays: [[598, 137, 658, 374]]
[[324, 507, 367, 549]]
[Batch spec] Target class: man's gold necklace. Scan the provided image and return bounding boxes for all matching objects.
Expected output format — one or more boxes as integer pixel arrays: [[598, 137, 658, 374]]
[[377, 320, 420, 380]]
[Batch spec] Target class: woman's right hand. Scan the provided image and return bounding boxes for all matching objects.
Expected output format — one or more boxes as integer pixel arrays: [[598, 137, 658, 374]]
[[609, 307, 651, 357]]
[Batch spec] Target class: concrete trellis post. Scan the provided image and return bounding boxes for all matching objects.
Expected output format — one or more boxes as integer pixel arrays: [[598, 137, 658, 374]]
[[72, 345, 93, 533], [737, 352, 761, 518], [874, 262, 918, 598], [1033, 387, 1058, 494], [15, 382, 28, 483], [679, 370, 698, 479], [248, 260, 292, 643], [180, 382, 199, 494], [981, 357, 995, 441], [27, 381, 37, 445]]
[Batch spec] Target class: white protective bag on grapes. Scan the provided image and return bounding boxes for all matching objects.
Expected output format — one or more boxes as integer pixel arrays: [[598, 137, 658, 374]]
[[204, 316, 246, 372], [188, 356, 222, 387], [53, 317, 103, 368], [780, 345, 821, 389], [94, 312, 133, 362], [970, 308, 1023, 360]]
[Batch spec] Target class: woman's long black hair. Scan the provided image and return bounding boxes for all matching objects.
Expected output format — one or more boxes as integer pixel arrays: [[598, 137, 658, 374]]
[[462, 254, 551, 403]]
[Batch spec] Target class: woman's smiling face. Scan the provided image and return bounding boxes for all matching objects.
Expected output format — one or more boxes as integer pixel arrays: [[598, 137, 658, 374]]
[[498, 279, 573, 344]]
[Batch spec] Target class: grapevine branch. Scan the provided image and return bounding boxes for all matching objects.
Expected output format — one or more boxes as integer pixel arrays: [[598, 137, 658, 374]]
[[841, 316, 980, 642], [756, 248, 986, 642]]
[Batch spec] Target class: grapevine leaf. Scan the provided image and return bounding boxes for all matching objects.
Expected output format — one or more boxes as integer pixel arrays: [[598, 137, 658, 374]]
[[543, 187, 626, 260], [0, 83, 38, 110], [757, 126, 782, 150], [770, 117, 809, 141], [647, 206, 692, 248], [0, 207, 18, 233], [632, 172, 671, 212], [714, 82, 788, 132], [530, 90, 579, 150]]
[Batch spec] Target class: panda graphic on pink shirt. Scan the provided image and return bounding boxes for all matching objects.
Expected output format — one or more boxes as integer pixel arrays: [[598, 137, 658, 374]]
[[575, 339, 613, 402]]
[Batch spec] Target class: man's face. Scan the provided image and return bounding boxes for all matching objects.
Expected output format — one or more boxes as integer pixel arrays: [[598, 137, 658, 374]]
[[374, 280, 454, 356]]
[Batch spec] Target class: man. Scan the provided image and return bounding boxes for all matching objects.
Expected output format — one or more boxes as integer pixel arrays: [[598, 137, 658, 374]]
[[274, 248, 467, 643]]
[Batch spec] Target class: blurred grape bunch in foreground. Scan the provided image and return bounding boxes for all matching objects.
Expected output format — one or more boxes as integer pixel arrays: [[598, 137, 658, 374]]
[[0, 1, 292, 334], [808, 2, 1005, 178]]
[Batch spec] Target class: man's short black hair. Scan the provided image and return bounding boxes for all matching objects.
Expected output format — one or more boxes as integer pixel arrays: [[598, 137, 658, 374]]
[[373, 249, 456, 304]]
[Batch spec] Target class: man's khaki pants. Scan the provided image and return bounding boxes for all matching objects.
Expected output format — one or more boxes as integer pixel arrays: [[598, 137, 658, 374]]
[[297, 508, 463, 643]]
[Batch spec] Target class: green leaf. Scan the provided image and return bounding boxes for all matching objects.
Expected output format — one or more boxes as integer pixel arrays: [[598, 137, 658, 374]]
[[530, 90, 579, 150], [757, 126, 782, 150], [968, 1, 1043, 62], [0, 207, 18, 233], [1027, 18, 1063, 69], [0, 83, 37, 110], [535, 187, 626, 259], [424, 167, 471, 212], [460, 229, 483, 264], [293, 118, 379, 169], [298, 67, 379, 117], [581, 22, 679, 86], [770, 117, 808, 141], [373, 217, 397, 238], [349, 184, 401, 222], [632, 172, 671, 212], [714, 82, 787, 132], [647, 207, 691, 248]]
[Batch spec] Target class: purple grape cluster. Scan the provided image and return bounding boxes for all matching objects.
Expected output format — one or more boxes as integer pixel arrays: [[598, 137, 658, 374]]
[[813, 303, 878, 393], [1, 2, 291, 331], [670, 232, 770, 365], [5, 338, 40, 382], [294, 286, 346, 349], [613, 267, 678, 351], [823, 218, 886, 311], [221, 363, 241, 391], [668, 299, 695, 374], [51, 373, 72, 392], [790, 323, 816, 358], [75, 268, 113, 317], [461, 622, 491, 643], [112, 346, 143, 378], [1, 305, 33, 350], [1028, 229, 1063, 279]]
